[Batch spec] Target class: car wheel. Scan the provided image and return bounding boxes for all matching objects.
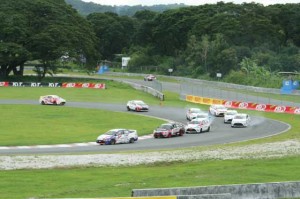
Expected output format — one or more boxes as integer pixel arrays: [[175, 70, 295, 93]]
[[127, 106, 130, 111], [110, 139, 116, 145], [129, 138, 135, 143], [199, 128, 202, 133], [207, 127, 210, 132], [60, 102, 65, 106], [41, 101, 45, 105]]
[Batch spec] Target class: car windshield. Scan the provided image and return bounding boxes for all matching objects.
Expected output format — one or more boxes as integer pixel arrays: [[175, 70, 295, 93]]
[[160, 124, 172, 129], [235, 115, 246, 119], [226, 111, 237, 115], [215, 105, 225, 109], [105, 130, 118, 135], [190, 120, 200, 124], [190, 109, 201, 113], [135, 101, 145, 105], [196, 114, 207, 118]]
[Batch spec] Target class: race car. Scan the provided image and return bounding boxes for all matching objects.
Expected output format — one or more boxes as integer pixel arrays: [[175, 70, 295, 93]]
[[209, 104, 227, 117], [231, 113, 251, 128], [185, 118, 211, 134], [39, 95, 66, 105], [153, 123, 185, 138], [127, 100, 149, 112], [96, 129, 138, 145], [144, 74, 156, 81], [186, 108, 203, 121], [193, 112, 211, 121], [224, 110, 238, 123]]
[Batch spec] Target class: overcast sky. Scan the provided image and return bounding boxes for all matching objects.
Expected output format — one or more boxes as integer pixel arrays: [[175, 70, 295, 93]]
[[82, 0, 299, 6]]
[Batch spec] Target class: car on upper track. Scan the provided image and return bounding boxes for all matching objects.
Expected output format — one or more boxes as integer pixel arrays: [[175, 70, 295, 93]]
[[185, 118, 211, 134], [144, 74, 156, 81], [224, 110, 238, 123], [153, 123, 185, 138], [39, 95, 66, 105], [231, 113, 251, 128], [209, 104, 227, 117], [127, 100, 149, 112], [96, 129, 138, 145], [186, 108, 203, 121]]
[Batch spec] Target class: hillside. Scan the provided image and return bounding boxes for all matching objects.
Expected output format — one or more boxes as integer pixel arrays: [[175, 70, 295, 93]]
[[65, 0, 187, 16]]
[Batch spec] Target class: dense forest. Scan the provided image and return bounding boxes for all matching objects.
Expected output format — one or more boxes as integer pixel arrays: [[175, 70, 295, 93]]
[[1, 0, 300, 87], [65, 0, 187, 16]]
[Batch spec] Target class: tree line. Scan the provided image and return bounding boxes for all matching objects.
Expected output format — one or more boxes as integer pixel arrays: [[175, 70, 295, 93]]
[[1, 0, 299, 87]]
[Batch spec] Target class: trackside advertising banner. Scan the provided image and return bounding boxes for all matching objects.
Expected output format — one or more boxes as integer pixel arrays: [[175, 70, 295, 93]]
[[0, 82, 105, 89], [186, 95, 300, 115]]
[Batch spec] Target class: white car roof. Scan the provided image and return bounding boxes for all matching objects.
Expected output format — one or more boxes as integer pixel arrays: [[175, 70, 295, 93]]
[[233, 113, 248, 118], [188, 108, 201, 112], [130, 100, 145, 103], [191, 117, 209, 122]]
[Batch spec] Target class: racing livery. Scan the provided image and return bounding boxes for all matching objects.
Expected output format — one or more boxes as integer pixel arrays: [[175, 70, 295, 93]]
[[127, 100, 149, 112], [209, 104, 227, 116], [231, 113, 251, 128], [96, 129, 138, 145], [186, 108, 203, 121], [39, 95, 66, 105], [185, 118, 211, 134], [224, 110, 238, 123], [153, 123, 184, 138]]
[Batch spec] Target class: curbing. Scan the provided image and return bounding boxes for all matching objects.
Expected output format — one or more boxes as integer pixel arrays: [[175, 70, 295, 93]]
[[132, 181, 300, 199]]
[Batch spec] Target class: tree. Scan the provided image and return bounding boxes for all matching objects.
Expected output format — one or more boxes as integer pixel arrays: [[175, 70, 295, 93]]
[[87, 12, 136, 61], [0, 0, 99, 78]]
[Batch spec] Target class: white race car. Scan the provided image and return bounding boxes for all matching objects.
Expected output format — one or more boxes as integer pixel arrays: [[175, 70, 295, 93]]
[[39, 95, 66, 105], [144, 74, 156, 81], [186, 108, 203, 121], [127, 100, 149, 112], [96, 129, 138, 145], [209, 104, 227, 117], [231, 113, 251, 128], [185, 118, 211, 133], [224, 110, 238, 123]]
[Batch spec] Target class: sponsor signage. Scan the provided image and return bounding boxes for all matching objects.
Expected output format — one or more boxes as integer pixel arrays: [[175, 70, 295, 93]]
[[62, 82, 105, 89], [0, 82, 9, 87], [6, 82, 62, 87], [186, 95, 300, 115], [1, 82, 105, 89]]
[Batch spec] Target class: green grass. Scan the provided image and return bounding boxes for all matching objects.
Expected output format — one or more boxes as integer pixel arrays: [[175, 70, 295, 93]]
[[0, 104, 163, 146], [0, 81, 162, 105], [1, 156, 300, 199]]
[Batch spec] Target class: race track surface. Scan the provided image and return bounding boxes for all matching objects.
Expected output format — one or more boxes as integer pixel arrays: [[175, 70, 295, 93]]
[[0, 99, 290, 155]]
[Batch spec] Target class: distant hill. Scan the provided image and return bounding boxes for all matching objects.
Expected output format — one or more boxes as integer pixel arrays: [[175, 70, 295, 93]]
[[65, 0, 187, 16]]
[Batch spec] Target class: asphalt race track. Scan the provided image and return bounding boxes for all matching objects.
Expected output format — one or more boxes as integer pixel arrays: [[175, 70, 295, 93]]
[[0, 98, 290, 155]]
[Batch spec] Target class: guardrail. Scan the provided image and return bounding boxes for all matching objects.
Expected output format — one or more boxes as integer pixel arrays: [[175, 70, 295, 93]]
[[117, 79, 164, 101]]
